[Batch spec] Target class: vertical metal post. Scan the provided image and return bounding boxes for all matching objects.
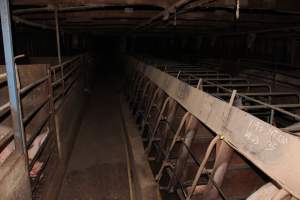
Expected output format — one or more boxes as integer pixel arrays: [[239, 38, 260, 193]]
[[55, 10, 65, 95], [55, 9, 62, 64], [0, 0, 27, 156], [47, 65, 62, 158]]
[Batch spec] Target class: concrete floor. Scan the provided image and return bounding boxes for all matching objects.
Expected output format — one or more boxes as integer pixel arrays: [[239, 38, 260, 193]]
[[58, 75, 130, 200]]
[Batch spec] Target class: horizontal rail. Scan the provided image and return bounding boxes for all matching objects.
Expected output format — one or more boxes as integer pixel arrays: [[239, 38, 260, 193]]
[[22, 97, 49, 125], [20, 76, 48, 95], [179, 71, 299, 121], [240, 58, 300, 70], [212, 92, 300, 97], [200, 83, 269, 88], [26, 113, 50, 149], [50, 56, 80, 70], [0, 102, 10, 117], [29, 131, 50, 171], [240, 104, 300, 110], [51, 61, 80, 87], [0, 128, 13, 150]]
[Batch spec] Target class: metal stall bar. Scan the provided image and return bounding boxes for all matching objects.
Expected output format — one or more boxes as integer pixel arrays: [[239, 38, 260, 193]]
[[0, 0, 27, 157], [55, 9, 62, 64], [0, 0, 32, 199], [180, 71, 300, 121], [51, 55, 83, 110]]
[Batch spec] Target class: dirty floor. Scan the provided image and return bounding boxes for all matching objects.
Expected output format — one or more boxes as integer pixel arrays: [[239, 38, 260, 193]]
[[58, 74, 130, 200]]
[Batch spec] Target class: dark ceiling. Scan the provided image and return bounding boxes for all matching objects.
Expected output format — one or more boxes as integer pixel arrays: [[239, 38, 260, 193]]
[[10, 0, 300, 34]]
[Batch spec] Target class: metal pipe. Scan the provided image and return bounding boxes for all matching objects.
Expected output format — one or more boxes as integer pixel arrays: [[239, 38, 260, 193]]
[[22, 98, 49, 125], [202, 141, 234, 199], [168, 116, 198, 191], [0, 127, 13, 150], [20, 76, 48, 95], [201, 83, 269, 88], [211, 92, 300, 97], [26, 114, 50, 149], [186, 136, 220, 200], [135, 0, 195, 30], [13, 4, 148, 15], [0, 0, 27, 156], [13, 16, 54, 30], [240, 104, 300, 110], [55, 10, 62, 64], [145, 97, 172, 154], [0, 102, 10, 116], [155, 112, 190, 181], [143, 88, 161, 129]]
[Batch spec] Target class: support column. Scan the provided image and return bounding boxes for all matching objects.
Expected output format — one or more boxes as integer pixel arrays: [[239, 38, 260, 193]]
[[0, 1, 32, 199], [55, 9, 62, 64], [0, 0, 27, 158]]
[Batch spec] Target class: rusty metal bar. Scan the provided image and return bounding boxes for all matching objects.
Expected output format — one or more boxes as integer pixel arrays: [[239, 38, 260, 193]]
[[186, 73, 299, 121], [29, 132, 50, 170], [22, 97, 49, 125], [0, 102, 10, 117], [200, 83, 270, 88], [211, 92, 300, 98], [26, 113, 50, 149], [0, 128, 13, 150], [240, 104, 300, 110], [186, 136, 220, 200], [20, 76, 48, 95]]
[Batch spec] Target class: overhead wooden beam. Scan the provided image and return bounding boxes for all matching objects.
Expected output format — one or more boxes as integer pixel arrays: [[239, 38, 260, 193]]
[[12, 0, 168, 8], [13, 16, 55, 30], [134, 0, 219, 30], [134, 0, 194, 30]]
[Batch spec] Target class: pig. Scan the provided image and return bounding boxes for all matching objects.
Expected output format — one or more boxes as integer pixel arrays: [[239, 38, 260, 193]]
[[28, 130, 48, 161], [0, 126, 49, 178], [0, 125, 14, 164], [28, 130, 49, 177], [0, 141, 15, 164]]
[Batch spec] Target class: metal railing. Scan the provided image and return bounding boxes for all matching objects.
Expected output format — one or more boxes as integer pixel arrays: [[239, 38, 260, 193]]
[[0, 54, 91, 193], [127, 57, 300, 199]]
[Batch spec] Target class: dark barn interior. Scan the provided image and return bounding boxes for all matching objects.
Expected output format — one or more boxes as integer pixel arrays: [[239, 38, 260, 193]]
[[1, 0, 300, 200]]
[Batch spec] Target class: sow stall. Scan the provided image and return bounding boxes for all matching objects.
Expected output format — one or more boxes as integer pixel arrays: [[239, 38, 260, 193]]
[[0, 54, 95, 200], [126, 57, 300, 200]]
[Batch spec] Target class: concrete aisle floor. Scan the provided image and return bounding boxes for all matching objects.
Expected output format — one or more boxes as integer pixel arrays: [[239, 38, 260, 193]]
[[58, 75, 130, 200]]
